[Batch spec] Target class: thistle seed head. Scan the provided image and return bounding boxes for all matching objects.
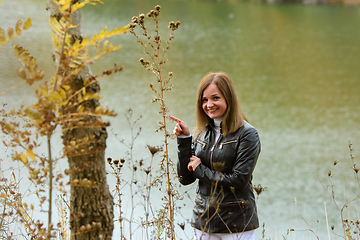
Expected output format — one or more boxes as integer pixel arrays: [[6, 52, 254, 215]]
[[132, 16, 138, 23]]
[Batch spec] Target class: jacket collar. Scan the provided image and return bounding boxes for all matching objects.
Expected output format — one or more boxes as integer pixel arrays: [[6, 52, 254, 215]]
[[206, 119, 223, 134]]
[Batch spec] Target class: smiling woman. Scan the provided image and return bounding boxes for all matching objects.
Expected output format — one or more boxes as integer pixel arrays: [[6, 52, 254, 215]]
[[201, 83, 227, 120], [172, 72, 261, 240], [195, 72, 249, 139]]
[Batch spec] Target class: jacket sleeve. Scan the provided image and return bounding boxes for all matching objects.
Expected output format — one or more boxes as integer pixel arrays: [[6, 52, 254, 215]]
[[176, 136, 196, 185], [193, 127, 260, 190]]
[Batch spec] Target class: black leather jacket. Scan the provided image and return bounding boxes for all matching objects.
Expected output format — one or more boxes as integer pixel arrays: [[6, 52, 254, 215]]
[[177, 120, 261, 233]]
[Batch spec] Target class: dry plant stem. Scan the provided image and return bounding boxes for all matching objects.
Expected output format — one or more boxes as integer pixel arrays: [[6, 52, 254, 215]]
[[324, 202, 331, 240], [114, 111, 142, 240], [114, 170, 123, 239], [0, 145, 8, 176], [129, 7, 180, 239], [145, 159, 152, 240], [318, 176, 346, 238], [160, 82, 175, 239], [300, 217, 320, 240], [349, 142, 360, 188], [118, 188, 123, 239], [129, 125, 135, 240], [0, 81, 26, 97], [47, 133, 53, 238], [128, 112, 139, 240], [109, 160, 124, 239]]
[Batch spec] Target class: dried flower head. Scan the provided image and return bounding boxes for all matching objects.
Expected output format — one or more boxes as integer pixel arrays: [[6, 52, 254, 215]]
[[139, 58, 150, 67], [147, 10, 155, 18], [252, 184, 267, 196], [147, 145, 162, 156], [132, 16, 138, 23], [169, 21, 180, 31], [128, 23, 136, 29], [154, 35, 160, 43]]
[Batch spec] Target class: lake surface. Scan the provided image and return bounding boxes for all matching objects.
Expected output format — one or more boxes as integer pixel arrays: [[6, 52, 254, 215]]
[[1, 0, 360, 239]]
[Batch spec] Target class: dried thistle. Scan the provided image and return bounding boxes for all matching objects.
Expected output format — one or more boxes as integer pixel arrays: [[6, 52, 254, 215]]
[[251, 184, 267, 196], [147, 145, 163, 156]]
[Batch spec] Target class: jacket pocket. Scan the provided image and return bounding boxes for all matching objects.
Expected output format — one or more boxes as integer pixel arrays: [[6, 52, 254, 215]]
[[220, 200, 249, 208], [219, 140, 237, 150], [196, 139, 207, 150]]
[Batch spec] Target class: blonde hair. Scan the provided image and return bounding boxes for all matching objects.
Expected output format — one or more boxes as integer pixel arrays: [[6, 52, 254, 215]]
[[194, 72, 249, 138]]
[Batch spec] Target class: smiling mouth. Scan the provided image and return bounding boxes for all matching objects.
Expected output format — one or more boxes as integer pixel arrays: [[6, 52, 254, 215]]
[[208, 109, 217, 113]]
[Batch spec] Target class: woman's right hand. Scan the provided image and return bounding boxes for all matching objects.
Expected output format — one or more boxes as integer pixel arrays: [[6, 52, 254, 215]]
[[170, 116, 190, 137]]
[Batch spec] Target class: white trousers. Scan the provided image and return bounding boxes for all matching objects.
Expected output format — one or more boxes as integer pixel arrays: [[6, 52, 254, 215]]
[[193, 228, 255, 240]]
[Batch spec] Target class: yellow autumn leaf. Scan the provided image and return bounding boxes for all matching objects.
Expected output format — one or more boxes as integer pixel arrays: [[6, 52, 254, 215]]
[[62, 85, 71, 91], [77, 105, 85, 112], [0, 193, 10, 198], [50, 92, 62, 101], [12, 44, 20, 57], [8, 27, 14, 39], [81, 36, 89, 46], [17, 68, 27, 80], [0, 28, 5, 37], [71, 2, 86, 12], [58, 0, 70, 5], [59, 88, 67, 99], [24, 107, 40, 121], [58, 99, 69, 106], [0, 36, 7, 45], [20, 153, 28, 164], [26, 148, 36, 161], [39, 86, 49, 97], [15, 19, 23, 35], [23, 18, 32, 30]]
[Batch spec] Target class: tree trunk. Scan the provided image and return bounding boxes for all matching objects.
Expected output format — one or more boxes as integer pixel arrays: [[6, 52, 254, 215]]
[[46, 1, 114, 239]]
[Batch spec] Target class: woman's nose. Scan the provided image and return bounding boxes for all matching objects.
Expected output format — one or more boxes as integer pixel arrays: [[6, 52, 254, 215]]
[[207, 100, 214, 107]]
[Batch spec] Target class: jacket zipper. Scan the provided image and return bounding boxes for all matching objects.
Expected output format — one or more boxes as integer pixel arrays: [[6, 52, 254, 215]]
[[210, 133, 222, 169], [219, 140, 237, 149]]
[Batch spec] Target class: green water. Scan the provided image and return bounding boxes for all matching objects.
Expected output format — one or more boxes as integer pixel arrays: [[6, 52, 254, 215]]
[[1, 0, 360, 239]]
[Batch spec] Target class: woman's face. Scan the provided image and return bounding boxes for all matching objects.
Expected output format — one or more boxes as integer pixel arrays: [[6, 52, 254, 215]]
[[202, 83, 227, 119]]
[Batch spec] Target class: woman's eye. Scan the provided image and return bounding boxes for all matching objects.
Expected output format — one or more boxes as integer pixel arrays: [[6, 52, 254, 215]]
[[202, 99, 207, 102], [214, 96, 220, 100]]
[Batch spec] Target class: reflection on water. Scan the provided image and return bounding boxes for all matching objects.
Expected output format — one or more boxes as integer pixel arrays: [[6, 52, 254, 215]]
[[1, 0, 360, 239]]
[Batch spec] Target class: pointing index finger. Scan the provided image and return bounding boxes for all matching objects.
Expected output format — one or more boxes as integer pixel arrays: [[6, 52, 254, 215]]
[[169, 115, 181, 123]]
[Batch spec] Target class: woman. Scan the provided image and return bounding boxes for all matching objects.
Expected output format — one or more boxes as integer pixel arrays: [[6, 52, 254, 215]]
[[172, 72, 261, 240]]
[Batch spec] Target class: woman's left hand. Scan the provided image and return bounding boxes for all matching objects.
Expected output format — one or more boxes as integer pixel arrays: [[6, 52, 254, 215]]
[[188, 155, 201, 171]]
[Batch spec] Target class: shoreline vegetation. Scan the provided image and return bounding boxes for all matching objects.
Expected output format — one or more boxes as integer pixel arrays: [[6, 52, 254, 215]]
[[181, 0, 360, 5], [0, 0, 359, 239]]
